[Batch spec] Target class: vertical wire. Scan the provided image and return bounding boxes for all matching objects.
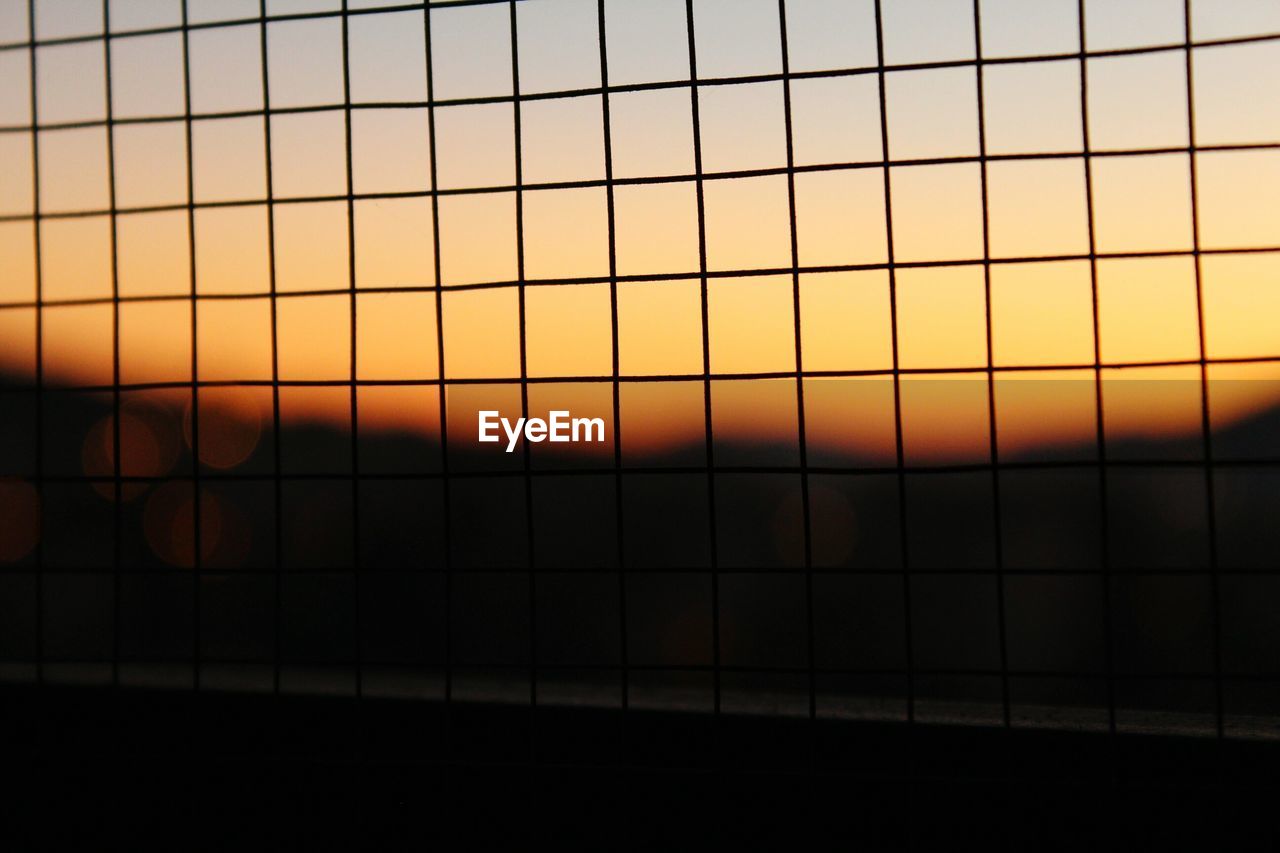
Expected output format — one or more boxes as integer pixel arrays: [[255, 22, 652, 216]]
[[1077, 0, 1119, 745], [181, 0, 204, 696], [339, 0, 364, 712], [775, 0, 818, 760], [596, 0, 631, 747], [101, 0, 122, 693], [684, 0, 722, 737], [871, 0, 916, 729], [1182, 0, 1225, 745], [507, 0, 539, 762], [26, 0, 45, 692], [971, 0, 1012, 729], [257, 0, 286, 700], [337, 12, 366, 817], [422, 0, 456, 770], [176, 15, 205, 823]]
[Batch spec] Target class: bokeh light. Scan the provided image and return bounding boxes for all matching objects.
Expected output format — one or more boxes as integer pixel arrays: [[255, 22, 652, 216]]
[[142, 481, 225, 568], [0, 478, 40, 563], [183, 392, 263, 470], [81, 399, 182, 500]]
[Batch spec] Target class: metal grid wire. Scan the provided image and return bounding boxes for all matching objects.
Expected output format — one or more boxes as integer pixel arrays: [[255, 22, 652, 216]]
[[2, 0, 1280, 775]]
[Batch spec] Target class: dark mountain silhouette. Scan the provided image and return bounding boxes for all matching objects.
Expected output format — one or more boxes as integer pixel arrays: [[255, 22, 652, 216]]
[[2, 373, 1278, 732]]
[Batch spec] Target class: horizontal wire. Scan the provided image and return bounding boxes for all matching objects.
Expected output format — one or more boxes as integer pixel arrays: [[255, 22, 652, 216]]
[[6, 565, 1280, 577], [3, 9, 1276, 70], [7, 33, 1280, 135], [5, 143, 1280, 225], [3, 657, 1278, 682], [18, 456, 1280, 485], [3, 0, 526, 53], [3, 352, 1280, 394], [4, 245, 1280, 309]]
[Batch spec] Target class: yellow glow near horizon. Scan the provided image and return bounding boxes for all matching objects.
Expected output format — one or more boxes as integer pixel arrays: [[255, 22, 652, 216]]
[[2, 1, 1279, 462]]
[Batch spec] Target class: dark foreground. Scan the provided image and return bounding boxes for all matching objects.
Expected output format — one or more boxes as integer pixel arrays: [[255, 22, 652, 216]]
[[4, 685, 1279, 850]]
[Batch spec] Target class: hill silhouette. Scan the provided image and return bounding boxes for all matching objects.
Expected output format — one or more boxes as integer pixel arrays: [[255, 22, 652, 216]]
[[1, 372, 1278, 732]]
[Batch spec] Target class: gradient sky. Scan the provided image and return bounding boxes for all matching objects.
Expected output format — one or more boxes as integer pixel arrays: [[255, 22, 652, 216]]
[[1, 0, 1279, 466]]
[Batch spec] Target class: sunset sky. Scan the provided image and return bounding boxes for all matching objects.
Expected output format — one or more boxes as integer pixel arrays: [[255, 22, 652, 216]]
[[1, 0, 1279, 466]]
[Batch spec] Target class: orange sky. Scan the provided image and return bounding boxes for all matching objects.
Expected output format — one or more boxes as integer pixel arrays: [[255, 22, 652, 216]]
[[1, 1, 1279, 465]]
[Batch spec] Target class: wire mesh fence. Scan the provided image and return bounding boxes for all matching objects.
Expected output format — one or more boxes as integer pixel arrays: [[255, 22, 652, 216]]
[[2, 0, 1280, 779]]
